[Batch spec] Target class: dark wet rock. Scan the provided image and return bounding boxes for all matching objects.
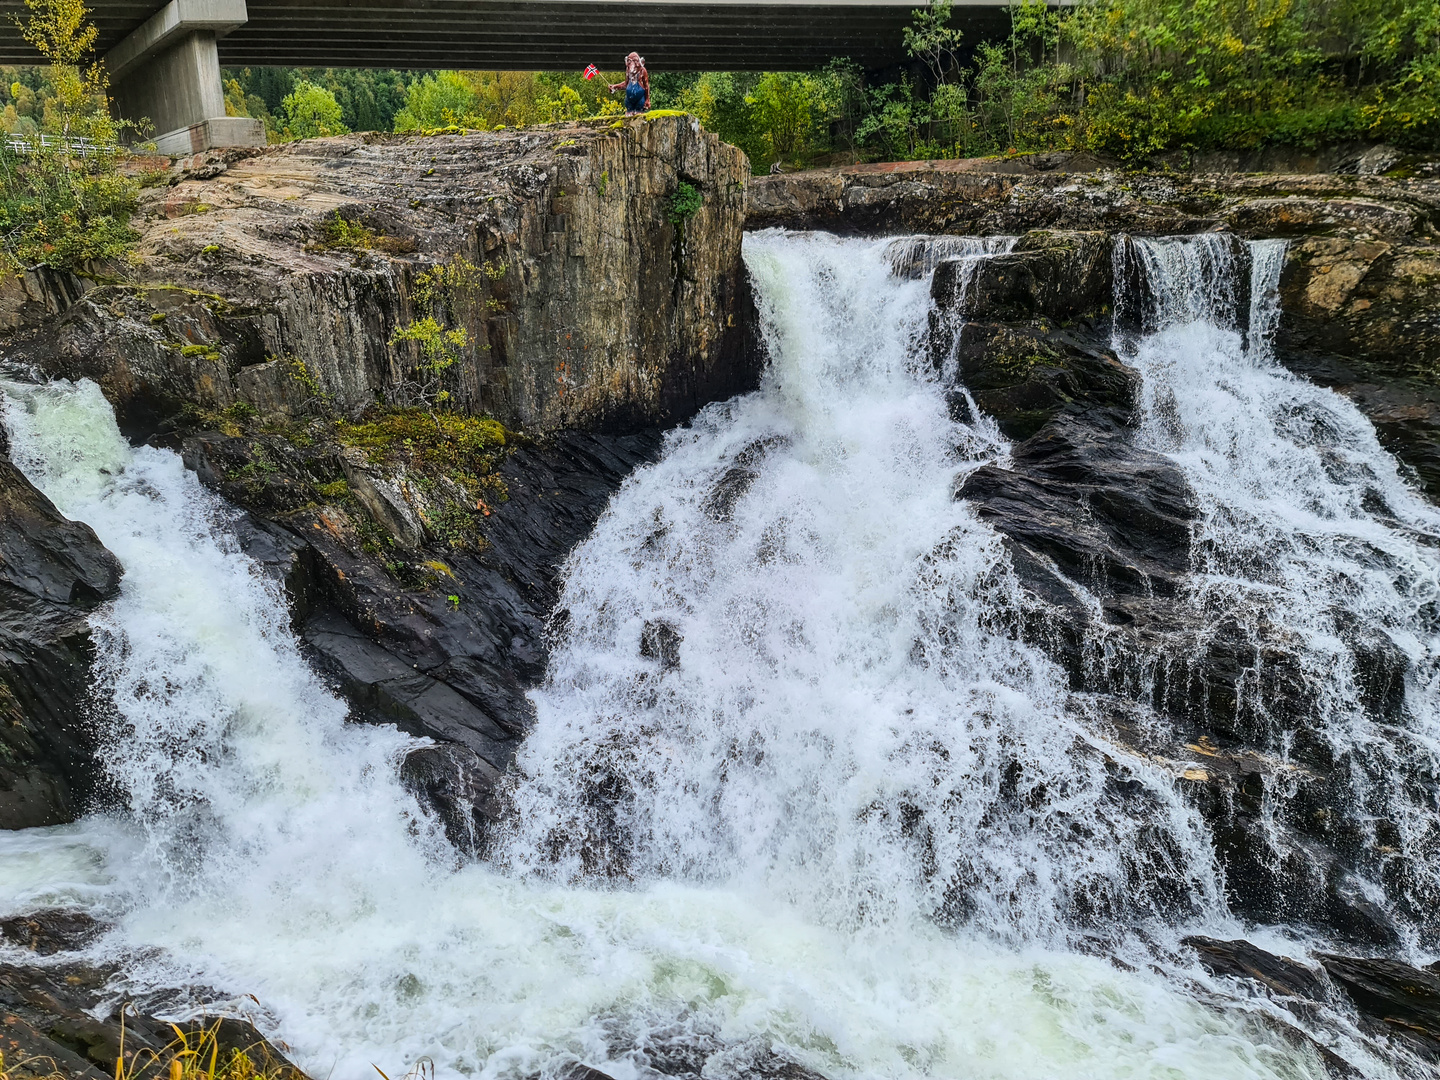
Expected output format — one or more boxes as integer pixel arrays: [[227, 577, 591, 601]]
[[1181, 937, 1363, 1076], [400, 741, 501, 857], [958, 414, 1194, 610], [938, 326, 1135, 441], [557, 1043, 828, 1080], [930, 230, 1130, 442], [557, 1065, 619, 1080], [1185, 935, 1331, 1001], [1318, 954, 1440, 1055], [702, 462, 761, 523], [596, 1024, 829, 1080], [971, 434, 1397, 942], [229, 512, 318, 630], [1184, 937, 1440, 1065], [0, 955, 308, 1080], [640, 620, 683, 670], [0, 910, 105, 956], [701, 435, 785, 523], [1093, 716, 1398, 946], [961, 230, 1114, 324], [0, 443, 123, 830], [304, 608, 518, 764], [1206, 816, 1403, 949]]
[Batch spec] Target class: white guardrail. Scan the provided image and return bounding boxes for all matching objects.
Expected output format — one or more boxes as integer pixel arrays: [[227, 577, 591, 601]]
[[3, 134, 119, 156]]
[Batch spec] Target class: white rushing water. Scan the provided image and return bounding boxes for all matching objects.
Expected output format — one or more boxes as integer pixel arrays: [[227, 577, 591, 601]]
[[0, 229, 1408, 1080], [1116, 235, 1440, 952]]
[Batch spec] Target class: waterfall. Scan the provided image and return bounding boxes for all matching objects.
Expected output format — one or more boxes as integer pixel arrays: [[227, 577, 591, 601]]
[[0, 231, 1404, 1080], [1114, 235, 1440, 953], [496, 231, 1223, 944]]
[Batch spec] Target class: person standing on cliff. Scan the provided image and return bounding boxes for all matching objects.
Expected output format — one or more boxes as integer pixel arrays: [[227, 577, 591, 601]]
[[609, 53, 650, 115]]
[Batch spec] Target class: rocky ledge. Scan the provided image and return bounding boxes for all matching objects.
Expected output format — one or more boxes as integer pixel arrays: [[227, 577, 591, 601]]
[[6, 114, 756, 435], [0, 912, 308, 1080], [0, 115, 761, 839], [754, 156, 1440, 498]]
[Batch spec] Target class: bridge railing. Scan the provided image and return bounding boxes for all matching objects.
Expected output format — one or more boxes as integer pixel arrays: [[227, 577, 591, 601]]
[[2, 134, 119, 157]]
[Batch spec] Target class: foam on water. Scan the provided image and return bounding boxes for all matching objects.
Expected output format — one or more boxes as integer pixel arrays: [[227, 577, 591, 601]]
[[0, 232, 1372, 1080]]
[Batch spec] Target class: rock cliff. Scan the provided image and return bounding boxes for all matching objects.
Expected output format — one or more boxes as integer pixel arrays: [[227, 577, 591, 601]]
[[0, 432, 121, 828], [6, 114, 757, 436], [0, 115, 759, 836]]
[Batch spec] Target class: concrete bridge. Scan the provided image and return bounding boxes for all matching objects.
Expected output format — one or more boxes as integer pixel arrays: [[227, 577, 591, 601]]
[[0, 0, 1008, 155]]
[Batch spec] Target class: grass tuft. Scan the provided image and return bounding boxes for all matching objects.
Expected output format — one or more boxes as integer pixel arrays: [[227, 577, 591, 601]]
[[115, 1018, 305, 1080]]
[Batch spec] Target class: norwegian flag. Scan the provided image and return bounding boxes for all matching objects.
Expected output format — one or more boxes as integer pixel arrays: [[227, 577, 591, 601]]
[[583, 64, 599, 80]]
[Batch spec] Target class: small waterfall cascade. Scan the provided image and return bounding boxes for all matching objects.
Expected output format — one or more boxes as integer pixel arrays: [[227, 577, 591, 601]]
[[1115, 235, 1440, 953], [0, 231, 1421, 1080]]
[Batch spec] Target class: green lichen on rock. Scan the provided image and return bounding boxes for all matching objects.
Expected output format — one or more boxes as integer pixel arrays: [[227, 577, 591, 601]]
[[310, 211, 416, 255], [337, 408, 511, 505]]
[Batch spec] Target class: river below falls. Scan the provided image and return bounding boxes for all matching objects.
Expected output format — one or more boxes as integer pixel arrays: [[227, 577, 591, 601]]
[[2, 229, 1438, 1080]]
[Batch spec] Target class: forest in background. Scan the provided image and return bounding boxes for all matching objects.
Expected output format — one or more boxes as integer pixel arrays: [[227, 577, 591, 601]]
[[0, 0, 1437, 173]]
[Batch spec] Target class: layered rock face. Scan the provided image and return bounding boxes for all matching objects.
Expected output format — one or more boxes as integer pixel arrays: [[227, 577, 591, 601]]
[[6, 115, 756, 436]]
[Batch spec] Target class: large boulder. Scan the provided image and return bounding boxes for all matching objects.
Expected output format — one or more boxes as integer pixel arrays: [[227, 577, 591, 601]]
[[0, 438, 122, 829], [180, 418, 660, 831]]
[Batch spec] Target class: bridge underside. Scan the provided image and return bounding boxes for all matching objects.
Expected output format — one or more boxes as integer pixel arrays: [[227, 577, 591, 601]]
[[223, 2, 938, 70], [0, 0, 1014, 70]]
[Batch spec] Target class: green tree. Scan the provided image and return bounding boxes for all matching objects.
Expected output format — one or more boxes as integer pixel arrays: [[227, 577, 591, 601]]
[[278, 80, 348, 139], [16, 0, 116, 141], [223, 76, 272, 132], [904, 0, 965, 87], [393, 71, 480, 130], [537, 84, 586, 123], [0, 0, 136, 269], [748, 72, 816, 159]]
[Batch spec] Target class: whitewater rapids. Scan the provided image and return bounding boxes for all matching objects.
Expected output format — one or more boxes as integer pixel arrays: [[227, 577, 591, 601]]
[[2, 229, 1429, 1080]]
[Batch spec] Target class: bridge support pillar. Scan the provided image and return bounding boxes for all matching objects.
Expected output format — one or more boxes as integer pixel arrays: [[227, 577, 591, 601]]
[[106, 0, 264, 156]]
